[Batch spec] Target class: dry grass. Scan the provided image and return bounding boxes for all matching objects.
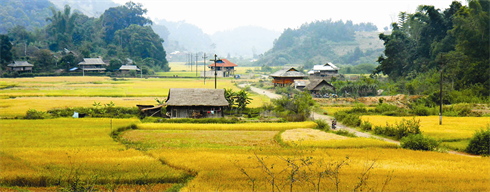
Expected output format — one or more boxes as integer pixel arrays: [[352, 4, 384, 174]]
[[121, 130, 279, 149], [361, 116, 490, 140]]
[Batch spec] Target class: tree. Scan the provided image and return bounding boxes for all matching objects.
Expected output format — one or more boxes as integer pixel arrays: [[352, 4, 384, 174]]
[[33, 49, 55, 72], [101, 1, 152, 43], [0, 35, 13, 70], [235, 89, 252, 110], [224, 88, 236, 108], [45, 5, 78, 51]]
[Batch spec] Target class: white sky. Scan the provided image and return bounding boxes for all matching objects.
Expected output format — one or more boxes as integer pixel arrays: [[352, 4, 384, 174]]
[[112, 0, 460, 35]]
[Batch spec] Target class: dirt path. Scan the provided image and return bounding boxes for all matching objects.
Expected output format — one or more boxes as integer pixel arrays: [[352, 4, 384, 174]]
[[241, 84, 480, 157]]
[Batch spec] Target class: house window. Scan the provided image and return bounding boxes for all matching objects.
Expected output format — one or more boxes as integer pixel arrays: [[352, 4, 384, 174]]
[[173, 109, 177, 118]]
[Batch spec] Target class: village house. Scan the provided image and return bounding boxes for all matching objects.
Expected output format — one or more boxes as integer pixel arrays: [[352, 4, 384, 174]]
[[308, 62, 340, 79], [270, 67, 307, 87], [118, 64, 140, 74], [7, 61, 34, 73], [207, 58, 237, 77], [306, 79, 336, 97], [165, 88, 229, 118], [77, 57, 108, 73]]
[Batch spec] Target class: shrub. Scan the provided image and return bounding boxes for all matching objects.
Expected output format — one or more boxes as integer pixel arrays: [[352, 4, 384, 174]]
[[334, 111, 361, 127], [400, 134, 440, 151], [375, 103, 398, 113], [334, 129, 357, 137], [373, 118, 421, 140], [465, 127, 490, 156], [360, 121, 372, 131], [314, 119, 330, 130], [25, 109, 48, 119], [350, 103, 367, 113], [413, 105, 430, 116]]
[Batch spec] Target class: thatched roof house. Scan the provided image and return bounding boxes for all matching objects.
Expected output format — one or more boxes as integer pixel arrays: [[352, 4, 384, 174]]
[[78, 58, 108, 72], [269, 67, 306, 87], [8, 61, 34, 73], [166, 88, 229, 118], [307, 79, 336, 94]]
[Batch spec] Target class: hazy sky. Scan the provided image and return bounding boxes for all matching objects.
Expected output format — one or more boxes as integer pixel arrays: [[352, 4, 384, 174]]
[[112, 0, 460, 35]]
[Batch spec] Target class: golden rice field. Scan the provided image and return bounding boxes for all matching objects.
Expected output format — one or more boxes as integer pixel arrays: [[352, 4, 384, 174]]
[[321, 106, 375, 115], [0, 119, 187, 189], [137, 122, 317, 131], [149, 148, 489, 191], [156, 62, 259, 77], [281, 129, 398, 148], [0, 77, 237, 97], [361, 115, 490, 140]]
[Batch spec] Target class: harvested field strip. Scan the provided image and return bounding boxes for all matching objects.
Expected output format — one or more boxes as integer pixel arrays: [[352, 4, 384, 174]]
[[361, 116, 490, 140], [121, 130, 280, 149], [282, 129, 398, 148], [137, 122, 317, 131]]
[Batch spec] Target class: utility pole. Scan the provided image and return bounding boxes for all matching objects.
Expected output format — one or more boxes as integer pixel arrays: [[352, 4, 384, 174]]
[[195, 54, 198, 77], [439, 53, 444, 125], [190, 53, 193, 72], [214, 54, 217, 89], [140, 66, 142, 79], [203, 53, 207, 85]]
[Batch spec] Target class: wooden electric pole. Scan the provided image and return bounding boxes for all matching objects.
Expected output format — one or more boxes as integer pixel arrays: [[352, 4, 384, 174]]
[[190, 53, 193, 72], [203, 53, 207, 85], [214, 54, 217, 89], [195, 54, 198, 77]]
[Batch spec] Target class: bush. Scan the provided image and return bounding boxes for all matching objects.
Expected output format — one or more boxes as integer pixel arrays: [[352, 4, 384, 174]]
[[375, 103, 398, 113], [334, 111, 361, 127], [350, 103, 367, 113], [25, 109, 48, 119], [465, 127, 490, 156], [373, 118, 421, 140], [314, 119, 330, 130], [400, 134, 439, 151], [413, 105, 430, 116], [334, 129, 357, 137], [360, 121, 372, 131]]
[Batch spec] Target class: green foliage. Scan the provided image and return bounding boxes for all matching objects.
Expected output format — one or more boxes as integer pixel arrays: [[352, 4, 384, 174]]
[[334, 111, 361, 127], [235, 89, 252, 110], [272, 91, 316, 121], [360, 121, 372, 131], [372, 118, 421, 140], [400, 134, 440, 151], [334, 129, 357, 137], [314, 119, 330, 130], [465, 127, 490, 156], [47, 106, 140, 118], [0, 35, 13, 70], [412, 105, 437, 116], [25, 109, 48, 119], [224, 88, 236, 108], [0, 0, 54, 33]]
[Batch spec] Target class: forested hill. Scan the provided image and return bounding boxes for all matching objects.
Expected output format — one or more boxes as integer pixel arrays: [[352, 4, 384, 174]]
[[155, 19, 213, 53], [0, 0, 55, 33], [257, 20, 382, 66], [0, 2, 170, 74]]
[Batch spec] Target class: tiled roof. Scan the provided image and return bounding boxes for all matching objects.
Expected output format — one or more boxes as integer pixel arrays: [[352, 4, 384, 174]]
[[208, 58, 238, 67], [166, 88, 229, 107], [8, 61, 33, 67]]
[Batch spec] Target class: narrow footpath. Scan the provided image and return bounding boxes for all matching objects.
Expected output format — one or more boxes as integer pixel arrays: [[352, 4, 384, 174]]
[[241, 84, 479, 157]]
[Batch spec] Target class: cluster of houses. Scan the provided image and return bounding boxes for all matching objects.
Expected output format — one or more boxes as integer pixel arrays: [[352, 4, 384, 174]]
[[7, 57, 140, 75], [269, 62, 339, 97]]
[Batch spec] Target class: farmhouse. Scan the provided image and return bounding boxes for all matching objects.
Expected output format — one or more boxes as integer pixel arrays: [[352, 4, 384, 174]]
[[78, 58, 108, 73], [118, 64, 140, 74], [165, 88, 229, 118], [308, 62, 340, 79], [270, 67, 306, 87], [307, 79, 336, 96], [7, 61, 33, 73], [207, 58, 237, 77]]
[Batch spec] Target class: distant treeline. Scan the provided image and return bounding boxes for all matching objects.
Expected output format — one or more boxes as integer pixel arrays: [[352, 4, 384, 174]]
[[0, 1, 170, 74], [374, 0, 489, 97]]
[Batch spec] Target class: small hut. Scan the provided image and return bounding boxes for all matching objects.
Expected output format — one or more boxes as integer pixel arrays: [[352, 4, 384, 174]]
[[307, 79, 336, 96], [165, 88, 229, 118], [119, 65, 140, 74], [7, 61, 33, 73], [270, 67, 306, 87]]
